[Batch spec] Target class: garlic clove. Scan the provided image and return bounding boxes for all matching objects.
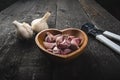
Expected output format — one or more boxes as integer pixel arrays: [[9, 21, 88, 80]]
[[54, 34, 62, 40], [57, 38, 71, 50], [13, 20, 33, 39], [56, 35, 64, 44], [45, 32, 55, 42], [62, 48, 72, 54], [68, 36, 75, 41], [47, 49, 53, 52], [69, 44, 78, 51], [31, 12, 51, 33], [53, 46, 62, 54], [70, 38, 81, 49], [43, 42, 56, 49]]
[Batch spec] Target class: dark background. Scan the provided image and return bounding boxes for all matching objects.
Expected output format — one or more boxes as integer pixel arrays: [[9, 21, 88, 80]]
[[0, 0, 18, 11], [96, 0, 120, 21]]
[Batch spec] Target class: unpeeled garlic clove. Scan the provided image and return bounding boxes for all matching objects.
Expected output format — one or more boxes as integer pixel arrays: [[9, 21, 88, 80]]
[[56, 35, 64, 43], [62, 48, 72, 54], [70, 38, 81, 49], [43, 42, 56, 49], [53, 46, 62, 54], [45, 32, 55, 42], [31, 12, 51, 33], [57, 38, 71, 50], [13, 20, 33, 39]]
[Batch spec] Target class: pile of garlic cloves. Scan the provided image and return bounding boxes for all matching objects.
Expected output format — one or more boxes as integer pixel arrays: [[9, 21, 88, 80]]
[[13, 12, 51, 39], [43, 32, 82, 55]]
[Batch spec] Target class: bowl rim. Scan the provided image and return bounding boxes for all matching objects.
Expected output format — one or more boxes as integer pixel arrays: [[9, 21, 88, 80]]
[[35, 28, 88, 59]]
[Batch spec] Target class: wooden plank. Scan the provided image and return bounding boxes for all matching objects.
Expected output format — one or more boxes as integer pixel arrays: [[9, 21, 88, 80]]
[[55, 0, 90, 29], [53, 0, 102, 80], [79, 0, 120, 80], [0, 0, 56, 80]]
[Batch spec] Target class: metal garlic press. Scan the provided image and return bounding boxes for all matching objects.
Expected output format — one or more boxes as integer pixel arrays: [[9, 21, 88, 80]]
[[81, 23, 120, 54]]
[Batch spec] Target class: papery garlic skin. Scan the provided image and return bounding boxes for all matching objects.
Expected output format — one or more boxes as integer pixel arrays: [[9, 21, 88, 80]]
[[31, 12, 51, 33], [22, 22, 33, 38], [13, 20, 33, 39]]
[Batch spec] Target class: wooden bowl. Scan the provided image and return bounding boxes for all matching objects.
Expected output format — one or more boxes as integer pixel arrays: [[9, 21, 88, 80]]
[[35, 28, 88, 62]]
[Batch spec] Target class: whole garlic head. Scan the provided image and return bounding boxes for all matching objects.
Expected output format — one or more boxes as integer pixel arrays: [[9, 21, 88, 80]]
[[31, 12, 51, 33], [13, 20, 33, 39]]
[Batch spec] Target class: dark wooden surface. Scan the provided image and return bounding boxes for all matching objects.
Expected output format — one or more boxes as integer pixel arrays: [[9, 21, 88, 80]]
[[0, 0, 120, 80], [0, 0, 18, 11], [96, 0, 120, 21]]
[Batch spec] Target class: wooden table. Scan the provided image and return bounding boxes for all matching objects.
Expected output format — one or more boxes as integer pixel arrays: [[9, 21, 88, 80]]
[[0, 0, 120, 80]]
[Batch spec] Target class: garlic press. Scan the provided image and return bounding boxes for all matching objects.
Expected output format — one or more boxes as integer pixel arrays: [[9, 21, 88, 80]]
[[81, 23, 120, 54]]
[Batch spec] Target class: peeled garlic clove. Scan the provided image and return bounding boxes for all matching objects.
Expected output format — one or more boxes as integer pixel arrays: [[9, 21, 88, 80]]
[[31, 12, 51, 33], [13, 20, 33, 39]]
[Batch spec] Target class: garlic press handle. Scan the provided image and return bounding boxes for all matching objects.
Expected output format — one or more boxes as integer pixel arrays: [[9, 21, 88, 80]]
[[103, 31, 120, 41], [96, 35, 120, 54]]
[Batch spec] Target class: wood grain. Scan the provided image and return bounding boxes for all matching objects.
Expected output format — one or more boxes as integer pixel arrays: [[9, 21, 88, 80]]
[[0, 0, 120, 80]]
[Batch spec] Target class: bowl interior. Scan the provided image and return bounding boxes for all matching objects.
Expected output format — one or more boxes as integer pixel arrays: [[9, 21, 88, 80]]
[[35, 28, 88, 60]]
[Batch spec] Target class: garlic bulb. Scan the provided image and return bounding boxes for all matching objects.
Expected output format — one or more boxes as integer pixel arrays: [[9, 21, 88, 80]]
[[13, 20, 33, 39], [31, 12, 51, 33]]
